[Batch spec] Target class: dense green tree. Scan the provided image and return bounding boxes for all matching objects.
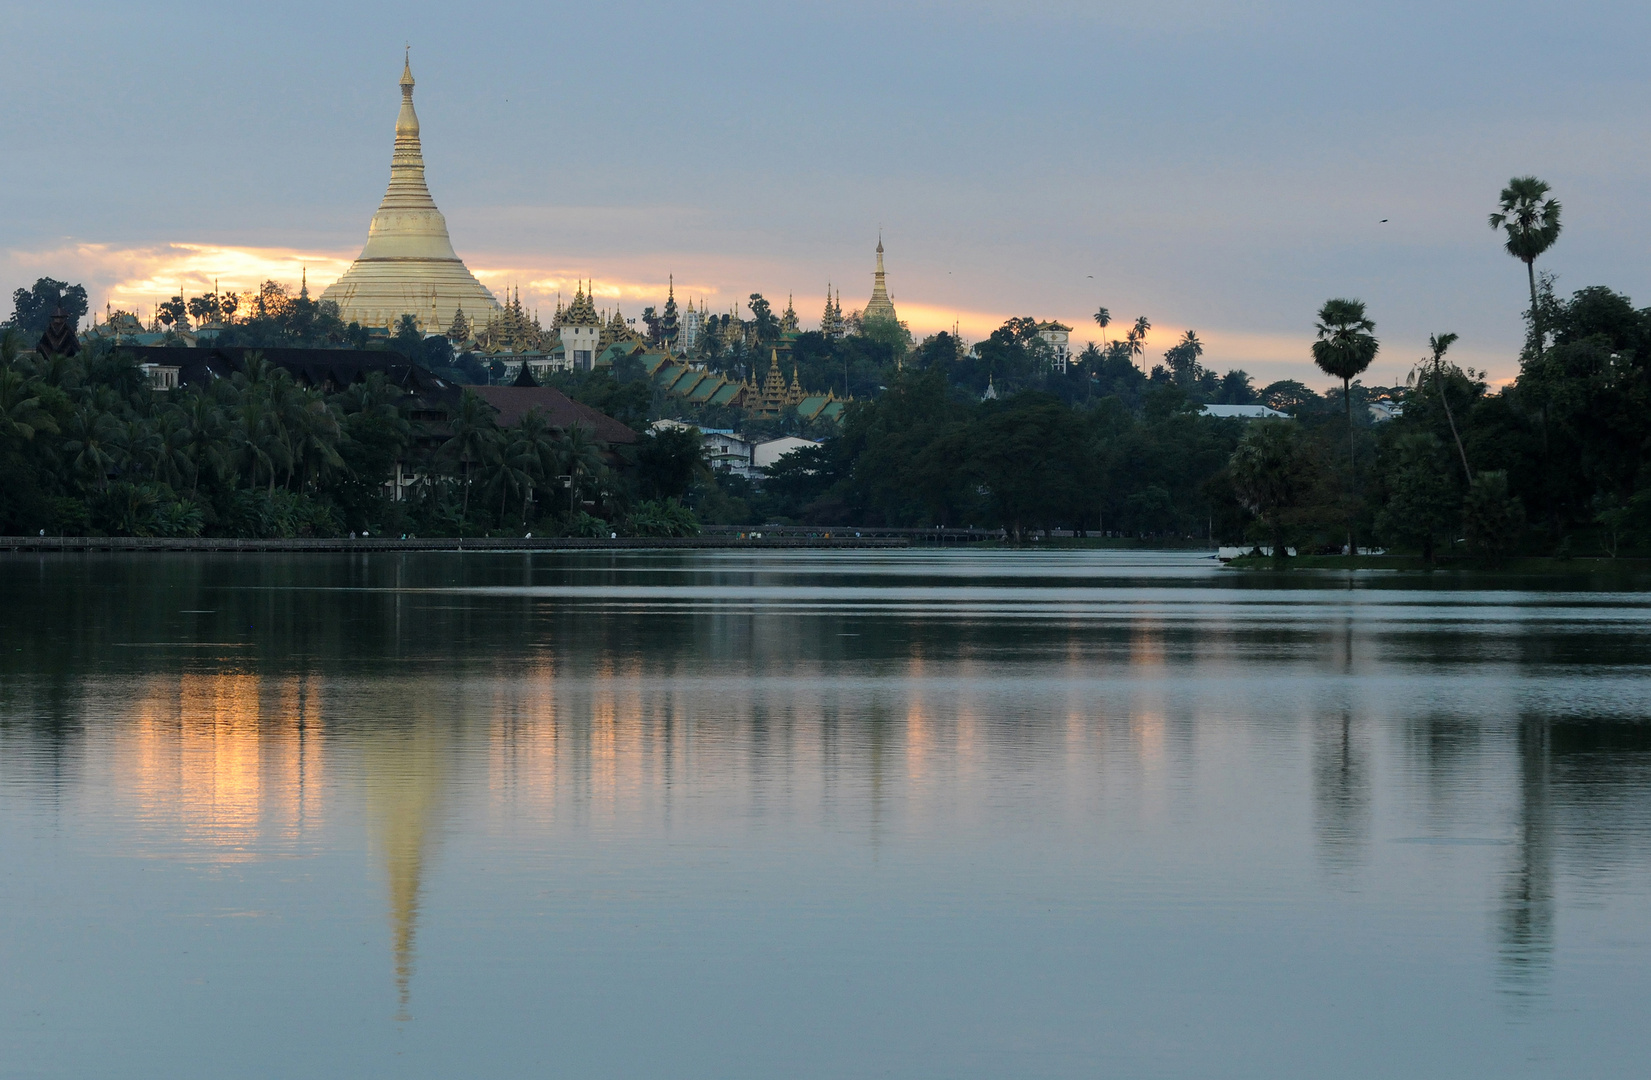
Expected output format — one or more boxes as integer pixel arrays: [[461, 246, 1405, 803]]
[[1462, 471, 1525, 563], [1230, 419, 1312, 560], [8, 278, 89, 334], [634, 425, 707, 501], [1375, 432, 1458, 562]]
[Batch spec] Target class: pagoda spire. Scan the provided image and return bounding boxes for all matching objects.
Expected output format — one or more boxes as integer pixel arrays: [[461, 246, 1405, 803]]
[[865, 234, 896, 322], [378, 53, 437, 213]]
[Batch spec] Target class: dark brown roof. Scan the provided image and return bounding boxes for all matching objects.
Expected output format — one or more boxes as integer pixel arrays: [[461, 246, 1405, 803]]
[[117, 345, 453, 400], [470, 385, 638, 444]]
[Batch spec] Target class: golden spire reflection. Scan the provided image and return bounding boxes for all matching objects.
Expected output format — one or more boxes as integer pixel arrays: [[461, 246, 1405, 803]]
[[363, 726, 447, 1022]]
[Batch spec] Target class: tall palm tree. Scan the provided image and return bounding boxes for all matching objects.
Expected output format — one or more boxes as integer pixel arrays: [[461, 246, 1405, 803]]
[[1312, 298, 1379, 553], [62, 405, 119, 491], [554, 423, 607, 525], [441, 390, 500, 526], [1129, 316, 1151, 370], [1312, 298, 1379, 443], [1489, 176, 1562, 350], [1092, 307, 1111, 348], [176, 391, 231, 496], [1425, 332, 1472, 484], [152, 407, 197, 492]]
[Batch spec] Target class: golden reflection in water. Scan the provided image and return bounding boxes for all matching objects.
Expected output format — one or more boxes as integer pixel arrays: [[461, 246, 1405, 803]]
[[362, 718, 447, 1023], [905, 655, 929, 781], [1127, 615, 1168, 772], [122, 672, 319, 861]]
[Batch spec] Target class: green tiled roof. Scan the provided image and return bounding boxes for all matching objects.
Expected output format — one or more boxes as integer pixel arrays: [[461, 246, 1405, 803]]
[[688, 377, 724, 403], [709, 383, 744, 406], [795, 395, 829, 420]]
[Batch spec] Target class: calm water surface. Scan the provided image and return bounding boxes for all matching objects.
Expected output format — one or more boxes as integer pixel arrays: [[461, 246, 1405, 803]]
[[3, 549, 1650, 1078]]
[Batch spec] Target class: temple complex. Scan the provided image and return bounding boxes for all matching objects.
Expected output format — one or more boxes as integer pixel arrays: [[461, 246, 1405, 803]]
[[321, 56, 501, 333]]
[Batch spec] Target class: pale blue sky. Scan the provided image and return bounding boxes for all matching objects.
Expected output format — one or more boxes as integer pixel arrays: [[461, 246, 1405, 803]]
[[3, 0, 1647, 384]]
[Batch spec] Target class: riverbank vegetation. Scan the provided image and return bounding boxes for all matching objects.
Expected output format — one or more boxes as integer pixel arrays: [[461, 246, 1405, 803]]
[[7, 176, 1648, 556]]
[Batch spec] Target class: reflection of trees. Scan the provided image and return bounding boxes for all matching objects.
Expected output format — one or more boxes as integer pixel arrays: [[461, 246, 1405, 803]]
[[1498, 717, 1553, 992], [1313, 710, 1370, 870]]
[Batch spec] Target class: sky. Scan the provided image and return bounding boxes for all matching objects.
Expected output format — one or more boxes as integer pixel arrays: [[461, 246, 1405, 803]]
[[3, 0, 1649, 387]]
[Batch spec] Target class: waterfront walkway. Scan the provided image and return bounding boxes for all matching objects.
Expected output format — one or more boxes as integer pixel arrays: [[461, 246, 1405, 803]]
[[0, 534, 910, 553]]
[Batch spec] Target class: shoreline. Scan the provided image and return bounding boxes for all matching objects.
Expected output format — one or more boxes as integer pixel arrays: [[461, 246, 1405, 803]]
[[0, 535, 910, 553]]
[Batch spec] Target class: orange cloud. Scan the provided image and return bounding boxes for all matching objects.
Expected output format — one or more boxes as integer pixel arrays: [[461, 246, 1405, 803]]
[[5, 237, 1513, 386]]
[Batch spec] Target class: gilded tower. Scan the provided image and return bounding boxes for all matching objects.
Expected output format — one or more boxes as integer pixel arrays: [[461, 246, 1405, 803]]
[[321, 56, 502, 332], [863, 236, 897, 324]]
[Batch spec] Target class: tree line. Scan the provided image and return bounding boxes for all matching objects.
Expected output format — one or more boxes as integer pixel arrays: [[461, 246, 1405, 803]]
[[0, 333, 702, 539]]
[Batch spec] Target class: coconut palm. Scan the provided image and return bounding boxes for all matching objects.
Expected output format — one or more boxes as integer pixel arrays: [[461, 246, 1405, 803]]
[[175, 391, 232, 495], [151, 407, 198, 492], [1424, 332, 1472, 484], [553, 423, 608, 525], [1128, 316, 1151, 370], [0, 367, 56, 446], [440, 389, 500, 526], [61, 405, 120, 491], [1092, 307, 1111, 347], [1489, 176, 1562, 350]]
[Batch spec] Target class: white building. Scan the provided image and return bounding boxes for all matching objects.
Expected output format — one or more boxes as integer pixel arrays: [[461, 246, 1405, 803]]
[[1036, 321, 1072, 372], [680, 300, 703, 353], [753, 436, 821, 470], [1200, 404, 1291, 419], [652, 421, 762, 478]]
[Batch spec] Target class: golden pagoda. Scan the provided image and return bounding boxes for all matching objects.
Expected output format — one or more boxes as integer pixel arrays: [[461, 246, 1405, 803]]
[[863, 235, 897, 323], [321, 55, 501, 333]]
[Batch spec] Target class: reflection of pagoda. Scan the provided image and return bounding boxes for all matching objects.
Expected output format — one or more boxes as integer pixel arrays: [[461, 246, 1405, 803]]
[[363, 728, 447, 1021]]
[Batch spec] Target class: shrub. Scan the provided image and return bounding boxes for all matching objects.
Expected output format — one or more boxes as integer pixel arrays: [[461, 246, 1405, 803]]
[[1463, 470, 1525, 564]]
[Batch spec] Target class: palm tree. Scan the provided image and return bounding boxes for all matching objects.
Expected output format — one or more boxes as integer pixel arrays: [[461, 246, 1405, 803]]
[[1312, 298, 1379, 447], [0, 367, 56, 446], [1130, 316, 1151, 370], [1488, 176, 1562, 351], [1092, 307, 1111, 348], [440, 389, 500, 527], [1424, 332, 1472, 485], [553, 423, 607, 526], [62, 405, 119, 491], [1312, 298, 1379, 553], [152, 407, 197, 492], [176, 391, 231, 496]]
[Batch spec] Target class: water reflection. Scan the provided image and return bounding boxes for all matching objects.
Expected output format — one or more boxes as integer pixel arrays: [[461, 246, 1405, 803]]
[[2, 551, 1650, 1077]]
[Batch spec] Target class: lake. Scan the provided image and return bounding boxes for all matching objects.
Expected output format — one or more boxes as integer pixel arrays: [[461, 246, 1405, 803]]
[[2, 549, 1649, 1078]]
